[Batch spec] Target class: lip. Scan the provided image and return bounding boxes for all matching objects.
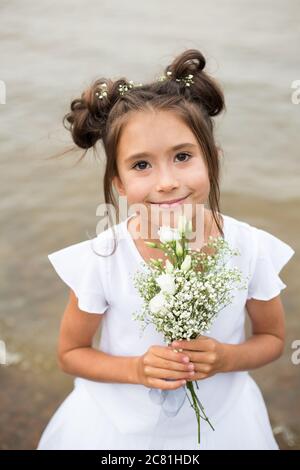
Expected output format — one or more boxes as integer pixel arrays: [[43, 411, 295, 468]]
[[149, 194, 191, 207]]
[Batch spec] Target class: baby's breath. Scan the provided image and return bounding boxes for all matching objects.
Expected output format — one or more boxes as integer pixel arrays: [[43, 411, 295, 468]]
[[132, 235, 247, 345], [131, 216, 248, 445]]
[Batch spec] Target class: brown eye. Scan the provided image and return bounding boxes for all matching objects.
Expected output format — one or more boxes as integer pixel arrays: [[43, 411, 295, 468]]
[[175, 152, 192, 162], [132, 153, 191, 171], [132, 160, 149, 171]]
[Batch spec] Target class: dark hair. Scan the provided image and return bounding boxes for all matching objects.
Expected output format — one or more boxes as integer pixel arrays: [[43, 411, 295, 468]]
[[56, 49, 226, 256]]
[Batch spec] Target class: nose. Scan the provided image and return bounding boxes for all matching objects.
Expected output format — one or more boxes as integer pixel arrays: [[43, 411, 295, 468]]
[[155, 167, 180, 192]]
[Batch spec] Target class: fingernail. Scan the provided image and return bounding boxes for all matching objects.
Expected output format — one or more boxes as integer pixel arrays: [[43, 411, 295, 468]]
[[183, 357, 189, 363]]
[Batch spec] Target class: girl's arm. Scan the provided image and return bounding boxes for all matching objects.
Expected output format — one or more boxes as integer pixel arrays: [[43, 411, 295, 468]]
[[170, 294, 285, 378], [223, 294, 285, 371], [58, 290, 193, 388], [58, 290, 139, 384]]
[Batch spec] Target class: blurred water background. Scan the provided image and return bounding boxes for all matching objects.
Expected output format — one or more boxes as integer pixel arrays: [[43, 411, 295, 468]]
[[0, 0, 299, 449]]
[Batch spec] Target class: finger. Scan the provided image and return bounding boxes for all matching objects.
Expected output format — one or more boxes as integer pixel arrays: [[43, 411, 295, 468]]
[[186, 372, 208, 381], [144, 366, 195, 381], [171, 334, 208, 344], [148, 377, 187, 390], [193, 363, 213, 374], [178, 351, 216, 365], [171, 337, 213, 351], [153, 345, 191, 364], [150, 356, 195, 373]]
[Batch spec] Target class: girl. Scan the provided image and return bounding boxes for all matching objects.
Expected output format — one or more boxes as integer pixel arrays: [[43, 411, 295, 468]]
[[37, 49, 295, 450]]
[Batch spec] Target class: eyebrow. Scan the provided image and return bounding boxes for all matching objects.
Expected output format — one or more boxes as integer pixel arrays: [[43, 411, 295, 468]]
[[125, 142, 198, 163]]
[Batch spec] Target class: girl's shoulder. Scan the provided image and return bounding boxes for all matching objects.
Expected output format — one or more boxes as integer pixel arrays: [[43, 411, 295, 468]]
[[48, 217, 129, 266], [223, 213, 293, 254], [222, 213, 257, 255], [222, 212, 255, 236], [47, 223, 125, 314], [221, 213, 295, 301], [223, 212, 294, 264]]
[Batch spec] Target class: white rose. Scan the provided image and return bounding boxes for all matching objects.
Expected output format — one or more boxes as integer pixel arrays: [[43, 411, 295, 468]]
[[158, 226, 181, 244], [149, 292, 166, 314], [156, 273, 176, 295]]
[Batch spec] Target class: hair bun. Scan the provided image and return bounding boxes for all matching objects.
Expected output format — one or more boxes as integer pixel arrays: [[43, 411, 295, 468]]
[[63, 78, 113, 149], [166, 49, 206, 80], [165, 49, 224, 117]]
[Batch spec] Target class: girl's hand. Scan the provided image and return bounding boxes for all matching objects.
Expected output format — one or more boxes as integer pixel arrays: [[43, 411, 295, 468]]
[[136, 345, 196, 390], [170, 336, 229, 381]]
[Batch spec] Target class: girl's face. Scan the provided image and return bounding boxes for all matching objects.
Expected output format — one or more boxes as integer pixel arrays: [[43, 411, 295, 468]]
[[113, 109, 210, 238]]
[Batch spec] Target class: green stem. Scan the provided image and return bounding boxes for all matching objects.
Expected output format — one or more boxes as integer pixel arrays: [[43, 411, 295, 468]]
[[186, 380, 215, 446], [194, 394, 215, 431], [186, 381, 201, 445]]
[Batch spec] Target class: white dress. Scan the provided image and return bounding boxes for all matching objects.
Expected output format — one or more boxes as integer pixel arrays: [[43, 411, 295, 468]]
[[37, 213, 295, 450]]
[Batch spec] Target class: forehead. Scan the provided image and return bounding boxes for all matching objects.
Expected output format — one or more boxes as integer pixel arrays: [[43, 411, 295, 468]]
[[117, 109, 198, 156]]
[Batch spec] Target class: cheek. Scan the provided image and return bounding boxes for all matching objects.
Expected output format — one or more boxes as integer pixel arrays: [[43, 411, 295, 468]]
[[189, 167, 210, 194], [124, 178, 149, 203]]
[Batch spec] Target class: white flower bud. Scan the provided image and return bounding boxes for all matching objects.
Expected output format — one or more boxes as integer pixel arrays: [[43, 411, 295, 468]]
[[145, 241, 158, 248], [177, 215, 187, 235], [186, 220, 193, 234], [181, 254, 192, 272], [175, 240, 183, 257], [165, 259, 174, 273], [177, 215, 193, 236]]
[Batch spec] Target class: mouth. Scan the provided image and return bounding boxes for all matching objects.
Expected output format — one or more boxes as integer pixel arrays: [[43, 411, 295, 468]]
[[149, 194, 191, 208]]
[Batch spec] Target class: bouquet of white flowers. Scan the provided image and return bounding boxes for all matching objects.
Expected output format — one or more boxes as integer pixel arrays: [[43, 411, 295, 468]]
[[132, 215, 247, 445]]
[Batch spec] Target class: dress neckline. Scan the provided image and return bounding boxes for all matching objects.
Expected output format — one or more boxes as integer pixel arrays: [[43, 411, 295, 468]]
[[121, 212, 229, 267]]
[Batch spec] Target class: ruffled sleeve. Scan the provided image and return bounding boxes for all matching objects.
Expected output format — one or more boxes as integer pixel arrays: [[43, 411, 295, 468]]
[[247, 227, 295, 301], [48, 238, 110, 314]]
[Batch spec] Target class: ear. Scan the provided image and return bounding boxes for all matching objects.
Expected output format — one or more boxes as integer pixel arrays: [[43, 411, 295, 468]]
[[112, 175, 126, 196]]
